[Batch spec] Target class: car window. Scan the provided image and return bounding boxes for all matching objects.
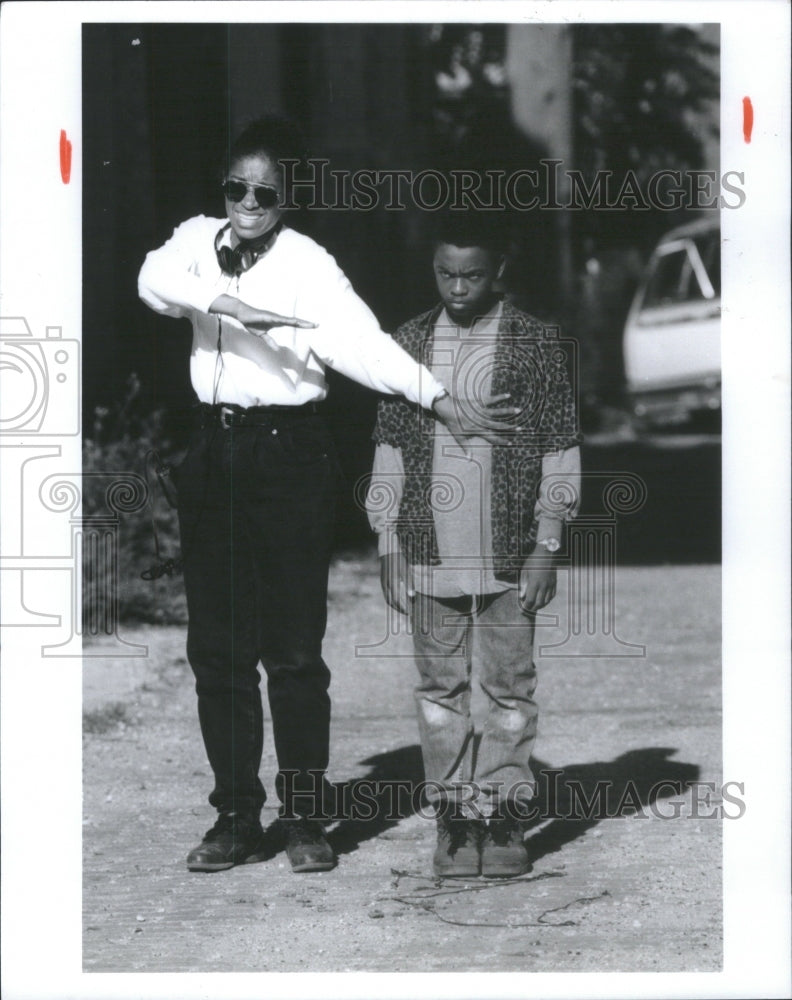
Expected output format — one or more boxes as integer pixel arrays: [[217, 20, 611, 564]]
[[642, 235, 718, 307], [695, 230, 721, 297]]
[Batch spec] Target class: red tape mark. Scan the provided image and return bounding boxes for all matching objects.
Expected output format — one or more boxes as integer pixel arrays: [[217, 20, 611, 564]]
[[60, 129, 72, 183], [742, 97, 754, 144]]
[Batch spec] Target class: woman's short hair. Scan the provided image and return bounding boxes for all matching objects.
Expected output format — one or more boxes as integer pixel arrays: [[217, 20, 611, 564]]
[[223, 115, 307, 181]]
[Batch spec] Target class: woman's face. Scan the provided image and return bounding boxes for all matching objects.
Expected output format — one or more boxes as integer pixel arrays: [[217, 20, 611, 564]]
[[224, 154, 283, 242]]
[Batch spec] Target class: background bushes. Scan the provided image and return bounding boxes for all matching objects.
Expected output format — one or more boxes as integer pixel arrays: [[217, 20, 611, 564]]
[[83, 375, 187, 626]]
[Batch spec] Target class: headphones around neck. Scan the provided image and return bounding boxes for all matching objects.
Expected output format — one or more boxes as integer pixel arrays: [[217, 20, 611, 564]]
[[214, 222, 282, 277]]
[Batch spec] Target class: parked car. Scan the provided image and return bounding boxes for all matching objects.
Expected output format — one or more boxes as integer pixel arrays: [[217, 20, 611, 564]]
[[622, 216, 720, 428]]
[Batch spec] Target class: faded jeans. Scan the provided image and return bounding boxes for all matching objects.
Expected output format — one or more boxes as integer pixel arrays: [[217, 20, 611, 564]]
[[411, 588, 538, 818]]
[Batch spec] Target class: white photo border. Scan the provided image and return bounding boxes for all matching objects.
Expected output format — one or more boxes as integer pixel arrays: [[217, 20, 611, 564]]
[[0, 2, 789, 998]]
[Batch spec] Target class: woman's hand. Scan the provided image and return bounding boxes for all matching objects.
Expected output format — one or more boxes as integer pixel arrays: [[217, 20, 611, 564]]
[[209, 294, 317, 335], [433, 391, 520, 455]]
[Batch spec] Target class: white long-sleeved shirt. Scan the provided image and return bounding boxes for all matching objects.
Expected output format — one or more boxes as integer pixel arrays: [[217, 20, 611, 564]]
[[138, 215, 444, 409]]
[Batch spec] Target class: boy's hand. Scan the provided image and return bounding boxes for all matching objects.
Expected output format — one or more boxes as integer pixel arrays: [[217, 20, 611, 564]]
[[379, 551, 414, 615], [519, 551, 558, 614]]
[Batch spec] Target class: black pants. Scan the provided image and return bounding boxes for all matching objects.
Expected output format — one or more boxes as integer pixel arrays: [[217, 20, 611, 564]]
[[175, 410, 339, 819]]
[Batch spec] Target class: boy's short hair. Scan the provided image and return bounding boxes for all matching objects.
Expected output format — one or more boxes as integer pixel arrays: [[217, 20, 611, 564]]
[[431, 210, 507, 257]]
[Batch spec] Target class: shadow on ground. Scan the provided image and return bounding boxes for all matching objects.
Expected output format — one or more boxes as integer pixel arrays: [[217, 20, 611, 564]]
[[523, 747, 701, 863], [321, 744, 700, 861]]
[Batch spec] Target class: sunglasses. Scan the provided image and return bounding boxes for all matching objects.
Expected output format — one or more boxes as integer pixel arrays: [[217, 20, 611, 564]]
[[222, 179, 280, 209]]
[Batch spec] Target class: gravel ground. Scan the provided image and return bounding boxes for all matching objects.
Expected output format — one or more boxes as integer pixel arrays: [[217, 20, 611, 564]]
[[83, 556, 722, 974]]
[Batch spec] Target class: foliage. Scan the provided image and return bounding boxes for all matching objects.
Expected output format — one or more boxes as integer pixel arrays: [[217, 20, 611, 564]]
[[573, 24, 719, 180], [83, 374, 187, 627], [421, 22, 720, 414], [421, 24, 509, 149], [424, 22, 719, 182]]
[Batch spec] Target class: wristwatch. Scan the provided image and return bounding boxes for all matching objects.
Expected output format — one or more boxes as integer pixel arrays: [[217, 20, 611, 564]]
[[535, 537, 561, 553]]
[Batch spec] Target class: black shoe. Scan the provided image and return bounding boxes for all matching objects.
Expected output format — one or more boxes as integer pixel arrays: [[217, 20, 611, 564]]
[[281, 818, 336, 873], [480, 815, 530, 878], [186, 812, 265, 872], [433, 815, 482, 878]]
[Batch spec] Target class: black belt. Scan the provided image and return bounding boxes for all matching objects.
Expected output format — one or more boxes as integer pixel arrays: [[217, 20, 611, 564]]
[[194, 401, 323, 429]]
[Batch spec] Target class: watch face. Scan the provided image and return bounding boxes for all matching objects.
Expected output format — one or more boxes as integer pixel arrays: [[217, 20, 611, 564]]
[[540, 537, 561, 553]]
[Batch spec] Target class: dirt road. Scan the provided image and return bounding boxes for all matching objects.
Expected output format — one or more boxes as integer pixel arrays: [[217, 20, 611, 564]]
[[83, 554, 722, 974]]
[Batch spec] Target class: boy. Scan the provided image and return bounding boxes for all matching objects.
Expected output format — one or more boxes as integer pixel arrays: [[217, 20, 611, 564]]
[[367, 214, 581, 877]]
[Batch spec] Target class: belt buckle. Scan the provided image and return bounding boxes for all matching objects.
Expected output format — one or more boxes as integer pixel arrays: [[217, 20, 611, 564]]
[[219, 405, 234, 430]]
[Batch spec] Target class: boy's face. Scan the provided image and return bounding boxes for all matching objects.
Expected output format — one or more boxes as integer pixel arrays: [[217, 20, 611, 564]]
[[433, 243, 505, 327]]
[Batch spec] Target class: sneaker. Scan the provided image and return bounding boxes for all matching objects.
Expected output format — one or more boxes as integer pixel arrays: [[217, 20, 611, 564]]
[[433, 815, 482, 878], [186, 812, 265, 872], [281, 818, 336, 873], [480, 815, 530, 877]]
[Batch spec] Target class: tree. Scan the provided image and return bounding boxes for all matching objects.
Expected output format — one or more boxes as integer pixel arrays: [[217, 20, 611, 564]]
[[573, 23, 720, 246]]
